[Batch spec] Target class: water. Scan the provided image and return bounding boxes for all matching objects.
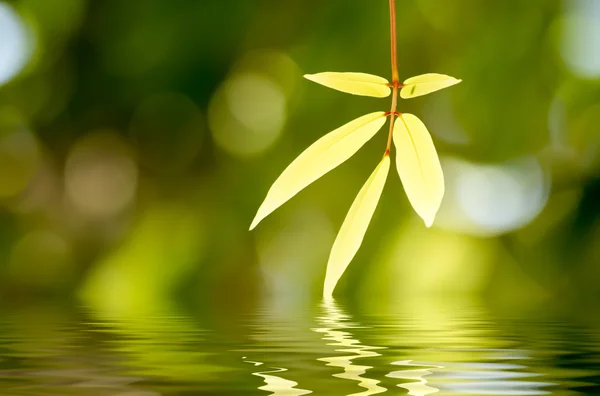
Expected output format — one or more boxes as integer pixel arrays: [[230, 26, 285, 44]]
[[1, 298, 599, 395]]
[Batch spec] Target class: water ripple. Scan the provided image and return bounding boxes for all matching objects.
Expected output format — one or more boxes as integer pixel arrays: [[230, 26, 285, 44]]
[[0, 300, 599, 394], [244, 358, 312, 395], [387, 360, 442, 395], [313, 299, 387, 395]]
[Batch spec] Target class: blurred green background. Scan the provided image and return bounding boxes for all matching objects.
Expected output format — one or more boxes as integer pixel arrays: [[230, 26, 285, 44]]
[[1, 0, 600, 316]]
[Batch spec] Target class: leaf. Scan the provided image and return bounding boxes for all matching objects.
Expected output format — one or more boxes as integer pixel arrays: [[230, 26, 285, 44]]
[[250, 112, 387, 230], [400, 73, 461, 99], [393, 114, 444, 227], [304, 72, 391, 98], [323, 155, 390, 297]]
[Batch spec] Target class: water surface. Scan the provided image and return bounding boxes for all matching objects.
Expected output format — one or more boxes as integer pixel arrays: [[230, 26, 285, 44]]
[[0, 299, 599, 395]]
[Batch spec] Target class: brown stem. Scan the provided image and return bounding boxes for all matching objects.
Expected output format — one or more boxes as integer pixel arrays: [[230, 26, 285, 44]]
[[389, 0, 399, 83], [385, 0, 400, 157], [384, 86, 398, 155]]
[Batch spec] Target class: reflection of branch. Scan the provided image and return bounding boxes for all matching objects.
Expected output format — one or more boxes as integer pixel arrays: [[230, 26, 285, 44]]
[[312, 298, 387, 395], [243, 359, 312, 395]]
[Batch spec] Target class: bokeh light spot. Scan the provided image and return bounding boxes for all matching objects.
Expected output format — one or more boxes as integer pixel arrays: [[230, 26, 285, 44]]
[[560, 0, 600, 78], [65, 131, 138, 218], [229, 74, 286, 135], [436, 157, 549, 236], [209, 72, 287, 158], [0, 3, 33, 86], [233, 50, 302, 100]]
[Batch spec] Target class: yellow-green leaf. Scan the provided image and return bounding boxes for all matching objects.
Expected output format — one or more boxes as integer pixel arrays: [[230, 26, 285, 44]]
[[304, 72, 391, 98], [323, 155, 390, 297], [250, 112, 387, 230], [393, 114, 444, 227], [400, 73, 461, 99]]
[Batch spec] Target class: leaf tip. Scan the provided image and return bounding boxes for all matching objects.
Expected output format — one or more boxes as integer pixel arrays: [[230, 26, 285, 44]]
[[423, 209, 441, 228], [249, 216, 261, 231]]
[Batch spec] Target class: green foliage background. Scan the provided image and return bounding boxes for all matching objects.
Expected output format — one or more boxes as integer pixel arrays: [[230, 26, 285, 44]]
[[0, 0, 599, 314]]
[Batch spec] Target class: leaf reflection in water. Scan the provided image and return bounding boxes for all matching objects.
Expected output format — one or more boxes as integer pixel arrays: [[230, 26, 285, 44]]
[[243, 358, 312, 395], [313, 298, 387, 395], [386, 360, 442, 396]]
